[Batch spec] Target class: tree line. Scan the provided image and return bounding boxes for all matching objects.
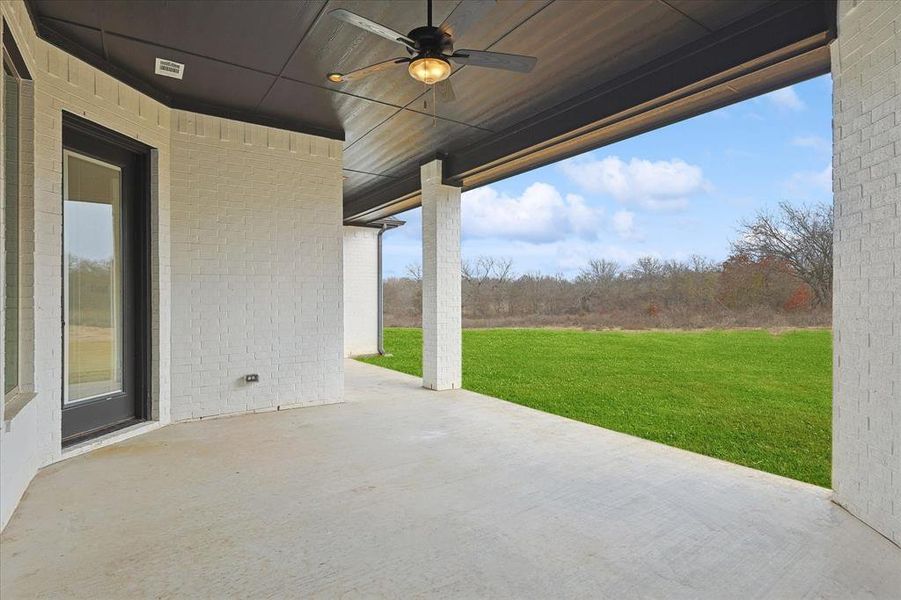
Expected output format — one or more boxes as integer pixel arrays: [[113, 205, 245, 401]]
[[385, 202, 833, 330]]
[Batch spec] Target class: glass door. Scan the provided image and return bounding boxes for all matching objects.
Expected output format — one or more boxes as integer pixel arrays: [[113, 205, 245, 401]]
[[61, 118, 148, 444]]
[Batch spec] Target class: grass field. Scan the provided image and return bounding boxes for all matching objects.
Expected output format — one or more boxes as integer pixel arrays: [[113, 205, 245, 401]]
[[359, 328, 832, 487], [68, 326, 116, 384]]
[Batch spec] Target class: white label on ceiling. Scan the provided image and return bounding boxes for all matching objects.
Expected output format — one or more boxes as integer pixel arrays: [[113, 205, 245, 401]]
[[154, 58, 184, 80]]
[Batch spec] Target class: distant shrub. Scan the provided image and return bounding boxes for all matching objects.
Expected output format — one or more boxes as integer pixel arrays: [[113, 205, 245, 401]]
[[784, 286, 814, 311], [386, 248, 831, 332]]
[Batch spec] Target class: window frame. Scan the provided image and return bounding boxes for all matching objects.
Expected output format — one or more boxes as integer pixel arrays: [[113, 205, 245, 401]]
[[2, 21, 35, 421], [4, 50, 21, 397]]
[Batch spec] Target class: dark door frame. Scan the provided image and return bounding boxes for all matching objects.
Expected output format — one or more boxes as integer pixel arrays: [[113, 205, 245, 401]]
[[60, 111, 152, 445]]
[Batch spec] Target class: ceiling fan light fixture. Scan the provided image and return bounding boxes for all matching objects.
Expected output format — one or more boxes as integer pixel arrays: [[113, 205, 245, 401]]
[[327, 72, 344, 82], [408, 56, 451, 84]]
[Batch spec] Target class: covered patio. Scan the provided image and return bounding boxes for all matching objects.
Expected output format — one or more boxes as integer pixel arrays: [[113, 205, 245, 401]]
[[1, 0, 899, 592], [2, 360, 899, 598]]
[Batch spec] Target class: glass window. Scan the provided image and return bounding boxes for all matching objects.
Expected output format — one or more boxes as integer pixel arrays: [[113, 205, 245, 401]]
[[4, 56, 20, 395], [63, 152, 124, 403]]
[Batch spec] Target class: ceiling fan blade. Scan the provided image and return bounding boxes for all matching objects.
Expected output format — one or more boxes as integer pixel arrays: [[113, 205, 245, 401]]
[[332, 58, 410, 83], [450, 49, 537, 73], [439, 0, 496, 40], [329, 9, 416, 48], [436, 79, 456, 103]]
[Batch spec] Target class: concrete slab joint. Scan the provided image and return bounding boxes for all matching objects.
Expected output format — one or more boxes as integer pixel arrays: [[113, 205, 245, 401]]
[[420, 159, 462, 391]]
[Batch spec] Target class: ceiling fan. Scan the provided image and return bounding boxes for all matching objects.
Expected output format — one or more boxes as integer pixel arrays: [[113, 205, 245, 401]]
[[325, 0, 537, 99]]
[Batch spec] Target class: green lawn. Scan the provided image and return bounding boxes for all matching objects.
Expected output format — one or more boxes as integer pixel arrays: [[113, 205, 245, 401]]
[[359, 328, 832, 487]]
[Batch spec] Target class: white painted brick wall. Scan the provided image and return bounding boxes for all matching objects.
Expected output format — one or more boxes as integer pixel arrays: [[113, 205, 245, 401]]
[[831, 0, 900, 546], [0, 0, 346, 529], [421, 160, 462, 390], [169, 111, 344, 421], [343, 226, 379, 357], [0, 0, 173, 529]]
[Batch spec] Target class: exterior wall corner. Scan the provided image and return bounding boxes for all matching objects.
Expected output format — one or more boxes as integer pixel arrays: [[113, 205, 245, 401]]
[[343, 226, 380, 358], [830, 0, 901, 547]]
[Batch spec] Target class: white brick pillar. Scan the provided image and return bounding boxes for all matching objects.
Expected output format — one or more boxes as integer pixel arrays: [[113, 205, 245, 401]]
[[421, 159, 462, 390], [831, 0, 901, 546]]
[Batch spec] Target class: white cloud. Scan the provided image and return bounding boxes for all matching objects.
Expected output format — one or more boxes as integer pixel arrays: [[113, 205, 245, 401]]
[[791, 135, 830, 153], [611, 210, 640, 240], [765, 86, 805, 111], [383, 206, 687, 278], [560, 155, 710, 211], [461, 182, 603, 243], [784, 163, 832, 198]]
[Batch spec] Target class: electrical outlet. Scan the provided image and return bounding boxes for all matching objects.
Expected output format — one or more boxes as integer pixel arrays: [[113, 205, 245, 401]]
[[245, 374, 259, 383]]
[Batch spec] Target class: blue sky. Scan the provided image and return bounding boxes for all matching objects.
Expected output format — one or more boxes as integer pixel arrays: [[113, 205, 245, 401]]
[[382, 74, 833, 278]]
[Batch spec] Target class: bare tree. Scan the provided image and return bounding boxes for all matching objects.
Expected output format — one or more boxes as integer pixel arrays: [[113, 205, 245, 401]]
[[462, 256, 514, 316], [630, 256, 664, 279], [404, 262, 422, 282], [381, 208, 833, 328], [732, 201, 833, 305], [576, 259, 619, 312], [402, 263, 423, 317], [578, 258, 619, 283], [383, 251, 830, 329], [462, 256, 513, 285], [688, 254, 718, 273]]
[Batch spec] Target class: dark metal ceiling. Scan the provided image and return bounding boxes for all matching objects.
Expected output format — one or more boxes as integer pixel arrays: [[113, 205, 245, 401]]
[[25, 0, 835, 222]]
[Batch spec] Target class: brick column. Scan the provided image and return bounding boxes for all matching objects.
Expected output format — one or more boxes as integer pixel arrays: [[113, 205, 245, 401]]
[[831, 0, 900, 546], [421, 159, 462, 390]]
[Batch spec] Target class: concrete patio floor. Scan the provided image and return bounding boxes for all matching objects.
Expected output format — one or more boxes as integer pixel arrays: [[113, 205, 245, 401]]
[[2, 360, 899, 599]]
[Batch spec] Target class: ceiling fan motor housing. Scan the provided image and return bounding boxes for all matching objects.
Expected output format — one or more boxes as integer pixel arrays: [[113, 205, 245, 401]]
[[407, 26, 454, 57]]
